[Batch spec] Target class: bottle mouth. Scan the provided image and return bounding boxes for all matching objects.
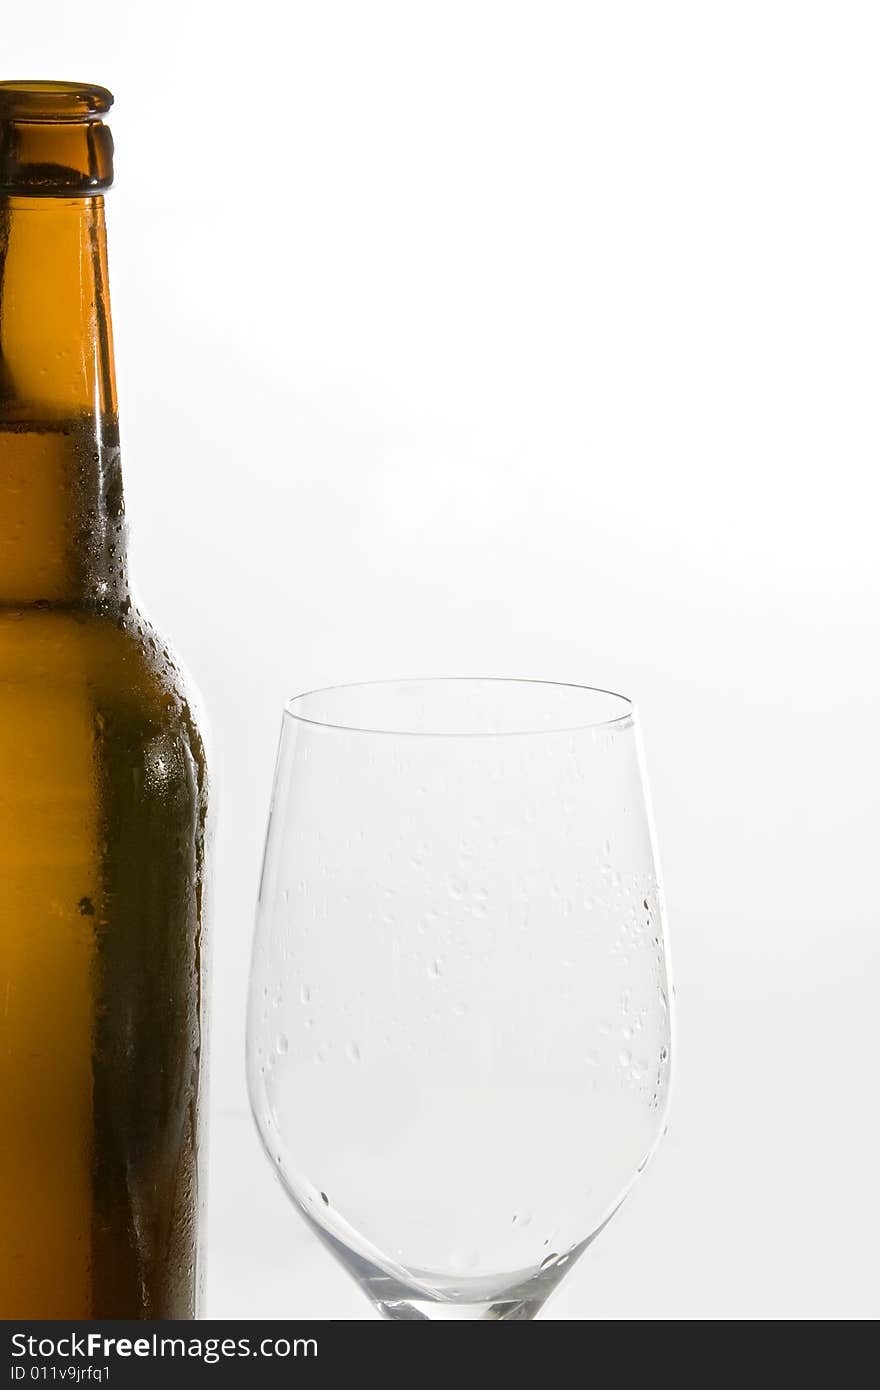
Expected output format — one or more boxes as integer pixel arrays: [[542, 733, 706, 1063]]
[[0, 81, 113, 123], [0, 81, 114, 195]]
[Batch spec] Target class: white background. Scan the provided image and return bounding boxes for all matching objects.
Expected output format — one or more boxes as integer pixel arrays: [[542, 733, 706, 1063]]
[[6, 2, 878, 1318]]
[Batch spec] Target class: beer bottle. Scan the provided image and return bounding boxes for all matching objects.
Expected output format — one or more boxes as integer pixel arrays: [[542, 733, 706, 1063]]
[[0, 81, 209, 1318]]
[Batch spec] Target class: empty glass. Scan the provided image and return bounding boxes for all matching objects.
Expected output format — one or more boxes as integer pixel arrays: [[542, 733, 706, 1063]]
[[247, 679, 672, 1320]]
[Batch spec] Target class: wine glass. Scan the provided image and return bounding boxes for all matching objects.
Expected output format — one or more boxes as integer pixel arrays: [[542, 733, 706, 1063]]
[[246, 678, 673, 1320]]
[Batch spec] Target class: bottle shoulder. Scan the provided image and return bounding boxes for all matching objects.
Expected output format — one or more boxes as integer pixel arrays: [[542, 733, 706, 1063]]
[[0, 603, 207, 762]]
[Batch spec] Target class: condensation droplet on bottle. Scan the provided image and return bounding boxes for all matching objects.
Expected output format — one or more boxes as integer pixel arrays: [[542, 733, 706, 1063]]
[[541, 1253, 558, 1270], [448, 877, 467, 900], [320, 1191, 329, 1206], [429, 957, 444, 979], [660, 1046, 669, 1063], [619, 1049, 632, 1067], [346, 1041, 362, 1063], [276, 1034, 289, 1055], [300, 985, 311, 1005]]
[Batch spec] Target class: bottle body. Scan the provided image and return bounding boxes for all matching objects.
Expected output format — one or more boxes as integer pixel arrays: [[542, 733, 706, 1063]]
[[0, 86, 209, 1318], [0, 579, 208, 1317]]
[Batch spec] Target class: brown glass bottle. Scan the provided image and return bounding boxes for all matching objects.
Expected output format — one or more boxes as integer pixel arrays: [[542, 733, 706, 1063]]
[[0, 82, 208, 1318]]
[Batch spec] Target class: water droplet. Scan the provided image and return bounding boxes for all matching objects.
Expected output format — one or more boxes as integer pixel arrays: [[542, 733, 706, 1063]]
[[300, 985, 312, 1005], [276, 1035, 289, 1055], [320, 1191, 329, 1206], [282, 888, 290, 905], [619, 1049, 632, 1067], [429, 958, 444, 979], [660, 1046, 669, 1063], [541, 1253, 558, 1270], [346, 1041, 362, 1063], [448, 877, 467, 900], [597, 1019, 612, 1035]]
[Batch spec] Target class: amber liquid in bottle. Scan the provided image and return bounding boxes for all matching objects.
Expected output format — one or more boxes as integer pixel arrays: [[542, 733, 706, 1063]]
[[0, 82, 208, 1317]]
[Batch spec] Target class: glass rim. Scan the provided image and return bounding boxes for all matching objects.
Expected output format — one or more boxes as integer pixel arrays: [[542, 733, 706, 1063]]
[[283, 677, 634, 739]]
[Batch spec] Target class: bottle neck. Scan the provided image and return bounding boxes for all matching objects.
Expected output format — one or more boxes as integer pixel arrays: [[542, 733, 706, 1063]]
[[0, 194, 127, 608]]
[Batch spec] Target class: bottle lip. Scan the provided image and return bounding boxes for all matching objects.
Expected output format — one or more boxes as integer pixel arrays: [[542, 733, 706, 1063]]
[[0, 81, 114, 123]]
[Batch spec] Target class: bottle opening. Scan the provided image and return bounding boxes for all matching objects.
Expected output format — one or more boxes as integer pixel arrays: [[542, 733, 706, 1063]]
[[0, 81, 113, 122], [0, 81, 114, 195]]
